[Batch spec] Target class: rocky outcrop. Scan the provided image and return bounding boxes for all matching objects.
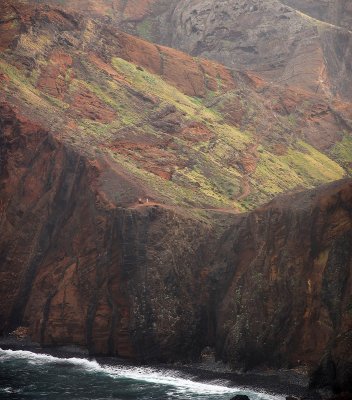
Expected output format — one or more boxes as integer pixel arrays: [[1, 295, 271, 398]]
[[0, 103, 219, 360], [156, 0, 352, 100], [282, 0, 352, 30], [211, 179, 352, 393], [0, 1, 351, 396], [1, 101, 351, 392]]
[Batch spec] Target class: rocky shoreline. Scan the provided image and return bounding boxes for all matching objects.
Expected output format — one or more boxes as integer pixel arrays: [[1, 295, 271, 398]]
[[0, 337, 323, 400]]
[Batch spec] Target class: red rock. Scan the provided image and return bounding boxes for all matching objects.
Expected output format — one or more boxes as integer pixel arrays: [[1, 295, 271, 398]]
[[37, 51, 73, 99], [0, 2, 22, 51], [70, 86, 116, 123], [88, 52, 126, 82], [0, 3, 352, 396], [109, 141, 180, 180], [180, 122, 214, 143], [117, 32, 236, 97]]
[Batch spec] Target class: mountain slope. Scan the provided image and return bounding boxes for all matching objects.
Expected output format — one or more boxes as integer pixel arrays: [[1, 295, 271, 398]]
[[1, 1, 352, 395], [282, 0, 352, 30], [1, 101, 351, 391], [1, 0, 351, 212], [41, 0, 352, 101], [155, 0, 352, 101]]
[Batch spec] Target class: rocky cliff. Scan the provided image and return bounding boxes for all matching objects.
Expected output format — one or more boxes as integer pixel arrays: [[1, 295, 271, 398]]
[[1, 102, 351, 392], [0, 103, 217, 359], [41, 0, 352, 101], [154, 0, 352, 101], [213, 179, 352, 393], [0, 0, 352, 396]]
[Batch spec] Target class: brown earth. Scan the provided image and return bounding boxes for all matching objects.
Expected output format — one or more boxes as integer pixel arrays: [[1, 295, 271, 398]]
[[0, 1, 352, 396], [70, 86, 117, 123], [282, 0, 352, 30], [37, 51, 73, 99], [0, 103, 351, 393], [47, 0, 351, 102]]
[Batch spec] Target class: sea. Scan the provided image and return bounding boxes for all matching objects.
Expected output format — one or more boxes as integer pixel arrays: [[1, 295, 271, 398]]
[[0, 348, 284, 400]]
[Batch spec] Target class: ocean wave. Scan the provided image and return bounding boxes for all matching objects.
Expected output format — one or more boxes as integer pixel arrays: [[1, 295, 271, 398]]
[[0, 348, 283, 399]]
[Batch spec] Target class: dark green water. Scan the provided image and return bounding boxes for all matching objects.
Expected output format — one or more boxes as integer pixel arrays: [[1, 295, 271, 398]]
[[0, 348, 282, 400]]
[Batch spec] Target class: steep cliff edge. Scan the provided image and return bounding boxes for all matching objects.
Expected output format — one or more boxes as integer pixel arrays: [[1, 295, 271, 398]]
[[0, 1, 352, 396], [213, 179, 352, 393], [1, 103, 351, 392], [0, 104, 217, 359]]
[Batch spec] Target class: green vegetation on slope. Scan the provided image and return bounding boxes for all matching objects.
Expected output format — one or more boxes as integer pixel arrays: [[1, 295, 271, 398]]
[[0, 46, 348, 211], [331, 133, 352, 174]]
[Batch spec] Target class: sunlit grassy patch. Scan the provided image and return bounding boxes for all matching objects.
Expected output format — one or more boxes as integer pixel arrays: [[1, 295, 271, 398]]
[[1, 43, 349, 213], [283, 141, 345, 183], [0, 59, 68, 111], [331, 133, 352, 174]]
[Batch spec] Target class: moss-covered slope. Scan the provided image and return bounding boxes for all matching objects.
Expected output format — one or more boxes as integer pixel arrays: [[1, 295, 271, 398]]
[[1, 0, 351, 211]]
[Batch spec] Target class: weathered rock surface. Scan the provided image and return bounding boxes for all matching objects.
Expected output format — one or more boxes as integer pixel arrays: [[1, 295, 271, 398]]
[[282, 0, 352, 30], [0, 1, 352, 396], [44, 0, 352, 100], [0, 102, 220, 359], [1, 99, 352, 389], [156, 0, 352, 100], [212, 179, 352, 393]]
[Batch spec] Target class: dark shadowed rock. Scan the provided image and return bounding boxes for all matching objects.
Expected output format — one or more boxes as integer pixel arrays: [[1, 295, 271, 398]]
[[230, 395, 250, 400], [0, 2, 352, 398]]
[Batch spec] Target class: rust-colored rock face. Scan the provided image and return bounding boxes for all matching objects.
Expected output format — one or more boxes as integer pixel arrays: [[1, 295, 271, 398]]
[[29, 0, 352, 100], [0, 0, 352, 396], [0, 104, 214, 360], [159, 0, 352, 100], [213, 180, 352, 390], [113, 32, 236, 97], [70, 86, 117, 123], [1, 100, 351, 391], [37, 51, 73, 99]]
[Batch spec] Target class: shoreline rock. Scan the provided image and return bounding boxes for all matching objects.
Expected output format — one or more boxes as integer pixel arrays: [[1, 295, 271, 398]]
[[0, 337, 319, 399]]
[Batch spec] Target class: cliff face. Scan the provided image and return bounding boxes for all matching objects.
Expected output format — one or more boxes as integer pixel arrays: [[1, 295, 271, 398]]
[[0, 104, 218, 360], [156, 0, 352, 101], [1, 0, 352, 395], [1, 102, 351, 390], [282, 0, 352, 30], [213, 179, 352, 392]]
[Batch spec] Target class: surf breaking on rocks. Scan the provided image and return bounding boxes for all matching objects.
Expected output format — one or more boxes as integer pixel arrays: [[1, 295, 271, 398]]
[[0, 348, 283, 399]]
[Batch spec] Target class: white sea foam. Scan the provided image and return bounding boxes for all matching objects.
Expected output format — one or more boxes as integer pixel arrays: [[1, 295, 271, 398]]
[[0, 386, 22, 394], [0, 348, 284, 399]]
